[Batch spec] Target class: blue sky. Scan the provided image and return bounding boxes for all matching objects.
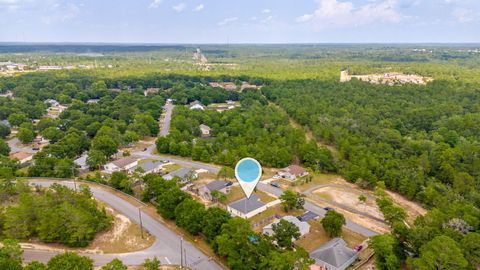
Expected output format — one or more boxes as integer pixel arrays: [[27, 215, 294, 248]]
[[0, 0, 479, 43]]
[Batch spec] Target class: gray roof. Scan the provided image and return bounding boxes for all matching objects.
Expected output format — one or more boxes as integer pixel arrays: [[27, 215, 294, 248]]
[[264, 216, 310, 236], [164, 168, 195, 180], [1, 119, 10, 127], [205, 180, 229, 192], [140, 161, 162, 172], [310, 238, 358, 270], [298, 211, 319, 222], [111, 156, 137, 168], [228, 194, 266, 214]]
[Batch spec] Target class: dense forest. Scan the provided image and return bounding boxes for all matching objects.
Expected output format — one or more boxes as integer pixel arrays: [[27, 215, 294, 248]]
[[263, 79, 480, 269], [0, 180, 111, 247], [0, 73, 246, 178], [156, 90, 335, 170]]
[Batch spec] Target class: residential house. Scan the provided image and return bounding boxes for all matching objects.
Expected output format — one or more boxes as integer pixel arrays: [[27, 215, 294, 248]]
[[9, 152, 33, 164], [189, 100, 205, 110], [44, 99, 60, 107], [1, 119, 11, 128], [263, 215, 310, 237], [310, 238, 358, 270], [163, 168, 198, 183], [87, 99, 100, 104], [199, 124, 211, 137], [227, 194, 267, 219], [144, 88, 160, 96], [297, 211, 319, 222], [74, 153, 89, 171], [136, 161, 163, 176], [198, 180, 231, 201], [277, 165, 309, 181], [226, 100, 235, 105], [209, 82, 237, 91], [103, 156, 138, 174]]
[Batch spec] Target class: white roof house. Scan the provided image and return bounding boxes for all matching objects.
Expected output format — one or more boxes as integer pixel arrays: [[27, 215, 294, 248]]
[[103, 156, 138, 174], [199, 124, 211, 137], [227, 194, 267, 219], [189, 100, 205, 110], [263, 215, 311, 237], [310, 238, 358, 270], [135, 161, 163, 176], [74, 153, 89, 171], [44, 99, 60, 107]]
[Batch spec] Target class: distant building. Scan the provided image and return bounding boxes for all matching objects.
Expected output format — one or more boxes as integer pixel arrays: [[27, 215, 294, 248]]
[[277, 165, 309, 181], [297, 211, 319, 222], [87, 99, 100, 104], [209, 82, 237, 91], [136, 161, 163, 176], [44, 99, 60, 107], [198, 180, 231, 201], [263, 215, 310, 237], [227, 194, 267, 219], [9, 152, 33, 164], [189, 100, 205, 110], [199, 124, 211, 137], [310, 238, 358, 270], [74, 153, 89, 171], [163, 168, 198, 183], [1, 119, 11, 128], [144, 88, 160, 96], [226, 100, 235, 105], [103, 156, 138, 174]]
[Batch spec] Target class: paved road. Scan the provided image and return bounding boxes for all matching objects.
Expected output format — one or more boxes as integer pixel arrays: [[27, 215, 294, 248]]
[[257, 182, 378, 237], [159, 103, 174, 137], [7, 138, 37, 154], [26, 180, 223, 269]]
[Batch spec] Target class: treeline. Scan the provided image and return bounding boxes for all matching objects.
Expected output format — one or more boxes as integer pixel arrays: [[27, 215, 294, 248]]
[[0, 73, 246, 178], [263, 79, 480, 269], [141, 174, 312, 270], [0, 180, 111, 247], [156, 90, 335, 170]]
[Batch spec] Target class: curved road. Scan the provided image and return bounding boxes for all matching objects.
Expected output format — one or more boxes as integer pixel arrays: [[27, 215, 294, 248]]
[[26, 179, 223, 269]]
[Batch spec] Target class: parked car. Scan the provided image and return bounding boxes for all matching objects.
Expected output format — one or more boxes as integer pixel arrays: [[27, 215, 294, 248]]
[[324, 207, 335, 211], [270, 182, 280, 188], [272, 174, 281, 180], [32, 147, 40, 151], [143, 148, 148, 151]]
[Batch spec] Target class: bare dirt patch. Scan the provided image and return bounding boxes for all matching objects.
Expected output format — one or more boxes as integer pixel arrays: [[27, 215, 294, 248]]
[[386, 190, 427, 224], [313, 186, 382, 220], [86, 207, 155, 253]]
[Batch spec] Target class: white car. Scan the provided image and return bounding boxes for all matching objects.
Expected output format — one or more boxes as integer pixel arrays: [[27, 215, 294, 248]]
[[272, 174, 281, 180]]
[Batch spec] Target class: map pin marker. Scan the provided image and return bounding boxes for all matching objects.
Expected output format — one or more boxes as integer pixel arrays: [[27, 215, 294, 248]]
[[235, 157, 262, 199]]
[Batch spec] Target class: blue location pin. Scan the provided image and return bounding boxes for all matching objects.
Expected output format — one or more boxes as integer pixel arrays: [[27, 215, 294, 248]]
[[235, 158, 262, 198]]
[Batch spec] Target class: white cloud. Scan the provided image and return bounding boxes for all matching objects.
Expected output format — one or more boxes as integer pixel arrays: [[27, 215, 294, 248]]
[[452, 8, 476, 23], [296, 0, 403, 30], [41, 2, 80, 24], [217, 17, 238, 26], [261, 9, 270, 14], [149, 0, 162, 8], [172, 3, 186, 12], [194, 4, 204, 11]]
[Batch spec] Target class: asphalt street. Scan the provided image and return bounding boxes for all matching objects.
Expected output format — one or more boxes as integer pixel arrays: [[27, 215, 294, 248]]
[[26, 180, 224, 269]]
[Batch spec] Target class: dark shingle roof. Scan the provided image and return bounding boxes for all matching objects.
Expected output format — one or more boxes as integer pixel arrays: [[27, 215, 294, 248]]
[[206, 180, 229, 191], [228, 194, 265, 214]]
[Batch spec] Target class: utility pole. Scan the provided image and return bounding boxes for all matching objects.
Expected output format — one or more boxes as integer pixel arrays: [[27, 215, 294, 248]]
[[184, 248, 187, 269], [180, 236, 184, 268], [138, 208, 144, 239]]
